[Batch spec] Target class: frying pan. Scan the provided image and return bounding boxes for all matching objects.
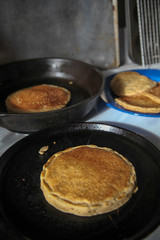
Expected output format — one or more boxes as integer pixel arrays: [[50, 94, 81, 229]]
[[0, 58, 104, 133], [1, 122, 160, 240]]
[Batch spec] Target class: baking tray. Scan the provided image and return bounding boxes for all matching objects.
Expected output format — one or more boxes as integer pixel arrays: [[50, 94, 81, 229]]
[[0, 0, 119, 69], [0, 122, 160, 240]]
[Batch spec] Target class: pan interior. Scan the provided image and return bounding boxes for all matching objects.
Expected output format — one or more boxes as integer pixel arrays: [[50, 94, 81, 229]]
[[0, 123, 160, 240], [0, 77, 90, 113], [0, 58, 104, 114]]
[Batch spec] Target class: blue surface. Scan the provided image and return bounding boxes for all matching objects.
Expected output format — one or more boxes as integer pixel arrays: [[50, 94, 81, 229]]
[[104, 69, 160, 117]]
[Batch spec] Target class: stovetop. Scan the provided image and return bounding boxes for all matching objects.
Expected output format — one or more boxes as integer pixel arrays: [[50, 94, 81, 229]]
[[1, 65, 160, 240]]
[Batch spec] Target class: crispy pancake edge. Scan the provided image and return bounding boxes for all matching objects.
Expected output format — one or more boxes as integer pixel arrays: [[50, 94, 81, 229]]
[[115, 95, 160, 113], [40, 145, 137, 216], [5, 84, 71, 113]]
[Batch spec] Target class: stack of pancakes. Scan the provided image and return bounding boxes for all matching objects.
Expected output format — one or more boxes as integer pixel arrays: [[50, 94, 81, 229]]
[[40, 145, 137, 216], [110, 71, 160, 113]]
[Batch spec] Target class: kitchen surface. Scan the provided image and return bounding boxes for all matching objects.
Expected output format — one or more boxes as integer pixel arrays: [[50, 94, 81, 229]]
[[1, 62, 160, 240], [0, 0, 160, 239]]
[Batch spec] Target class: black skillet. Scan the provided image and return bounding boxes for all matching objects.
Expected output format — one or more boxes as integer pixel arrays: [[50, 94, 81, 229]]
[[0, 122, 160, 240], [0, 58, 104, 133]]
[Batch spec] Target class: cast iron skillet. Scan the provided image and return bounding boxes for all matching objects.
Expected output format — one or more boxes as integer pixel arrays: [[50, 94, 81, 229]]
[[0, 58, 104, 133], [0, 122, 160, 240]]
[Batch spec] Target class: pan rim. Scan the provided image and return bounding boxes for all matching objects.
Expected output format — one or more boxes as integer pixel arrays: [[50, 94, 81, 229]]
[[0, 57, 105, 117]]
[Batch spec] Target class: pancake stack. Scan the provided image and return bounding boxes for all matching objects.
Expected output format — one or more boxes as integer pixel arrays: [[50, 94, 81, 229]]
[[40, 145, 137, 216], [110, 71, 160, 113]]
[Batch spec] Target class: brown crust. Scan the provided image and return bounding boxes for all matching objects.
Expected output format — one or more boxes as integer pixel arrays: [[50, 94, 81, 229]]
[[142, 83, 160, 104], [110, 71, 157, 97], [40, 145, 137, 216], [115, 95, 160, 113], [5, 84, 71, 113]]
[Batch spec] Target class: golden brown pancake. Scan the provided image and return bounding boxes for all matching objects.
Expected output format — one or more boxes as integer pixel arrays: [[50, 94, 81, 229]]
[[110, 71, 157, 97], [40, 145, 137, 216], [142, 82, 160, 103], [5, 84, 71, 113], [115, 95, 160, 113]]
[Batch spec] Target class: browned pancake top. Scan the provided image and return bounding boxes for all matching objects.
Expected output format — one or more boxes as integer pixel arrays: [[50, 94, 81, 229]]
[[5, 84, 71, 113], [142, 83, 160, 104], [42, 145, 135, 203], [147, 83, 160, 97], [110, 71, 157, 97]]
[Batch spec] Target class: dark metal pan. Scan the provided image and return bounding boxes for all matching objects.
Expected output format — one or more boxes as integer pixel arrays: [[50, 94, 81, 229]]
[[0, 58, 104, 133], [0, 122, 160, 240]]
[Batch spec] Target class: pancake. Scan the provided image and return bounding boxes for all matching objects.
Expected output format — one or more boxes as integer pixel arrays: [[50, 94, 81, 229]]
[[110, 71, 157, 97], [115, 95, 160, 113], [40, 145, 137, 216], [142, 83, 160, 103], [5, 84, 71, 113]]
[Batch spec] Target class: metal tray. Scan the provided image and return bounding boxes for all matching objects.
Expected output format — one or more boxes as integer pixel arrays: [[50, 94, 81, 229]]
[[0, 0, 119, 69]]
